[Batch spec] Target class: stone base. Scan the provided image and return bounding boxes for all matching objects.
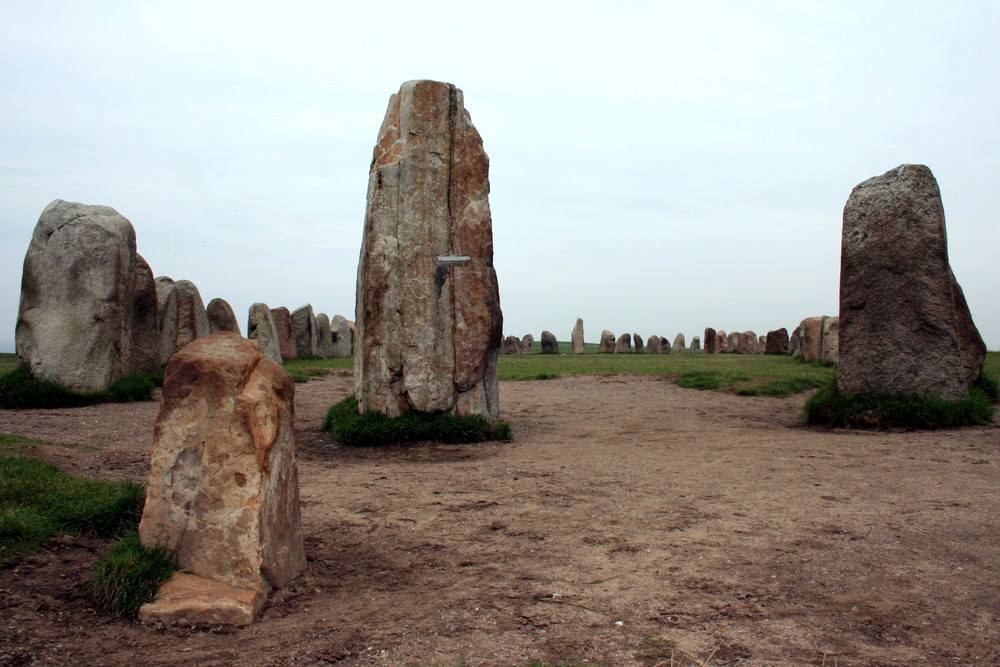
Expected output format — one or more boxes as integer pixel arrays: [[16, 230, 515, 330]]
[[139, 572, 265, 626]]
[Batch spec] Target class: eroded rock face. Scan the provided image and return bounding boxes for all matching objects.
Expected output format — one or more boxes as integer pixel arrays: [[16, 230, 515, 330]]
[[540, 330, 559, 354], [316, 313, 334, 358], [330, 314, 352, 358], [355, 80, 502, 420], [704, 328, 717, 354], [156, 277, 180, 365], [789, 326, 804, 358], [599, 330, 616, 353], [16, 200, 153, 391], [690, 336, 702, 354], [800, 317, 827, 362], [716, 331, 729, 354], [571, 319, 585, 355], [633, 334, 644, 354], [270, 307, 297, 361], [503, 335, 522, 355], [138, 332, 305, 626], [839, 165, 984, 398], [521, 334, 535, 355], [291, 304, 318, 358], [765, 328, 789, 355], [727, 332, 740, 354], [822, 317, 839, 365], [247, 303, 282, 364], [646, 335, 661, 354], [739, 331, 759, 355], [671, 333, 686, 354], [659, 336, 670, 354], [614, 333, 632, 354], [174, 280, 210, 353], [207, 298, 241, 336]]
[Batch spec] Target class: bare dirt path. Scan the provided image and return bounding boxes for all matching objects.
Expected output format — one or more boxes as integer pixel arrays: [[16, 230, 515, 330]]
[[2, 374, 999, 666]]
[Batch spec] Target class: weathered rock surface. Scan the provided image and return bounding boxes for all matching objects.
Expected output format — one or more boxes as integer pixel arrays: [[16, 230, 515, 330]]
[[270, 307, 297, 361], [614, 333, 632, 354], [704, 328, 717, 354], [671, 334, 686, 354], [138, 332, 305, 626], [540, 330, 559, 354], [727, 332, 741, 354], [659, 336, 670, 354], [839, 164, 984, 398], [291, 304, 318, 358], [207, 298, 241, 335], [15, 200, 155, 391], [247, 303, 283, 364], [690, 336, 702, 354], [633, 334, 644, 354], [716, 331, 729, 354], [822, 317, 840, 365], [739, 331, 759, 355], [330, 314, 352, 358], [645, 335, 661, 354], [765, 328, 789, 355], [800, 316, 827, 363], [789, 326, 804, 358], [156, 277, 180, 365], [174, 280, 210, 353], [503, 335, 523, 355], [355, 80, 502, 419], [949, 270, 987, 387], [599, 330, 616, 353], [571, 319, 585, 355], [316, 313, 334, 358], [521, 334, 535, 355]]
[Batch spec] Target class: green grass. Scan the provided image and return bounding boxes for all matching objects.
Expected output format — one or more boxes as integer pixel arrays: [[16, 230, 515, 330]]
[[283, 356, 353, 383], [804, 373, 997, 429], [87, 530, 177, 618], [324, 394, 512, 447], [0, 367, 156, 409], [0, 353, 16, 376], [0, 448, 146, 568]]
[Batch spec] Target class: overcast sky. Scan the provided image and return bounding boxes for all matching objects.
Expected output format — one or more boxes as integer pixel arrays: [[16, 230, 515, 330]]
[[2, 1, 998, 354]]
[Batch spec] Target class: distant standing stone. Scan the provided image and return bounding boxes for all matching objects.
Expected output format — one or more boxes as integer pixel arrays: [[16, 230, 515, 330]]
[[690, 336, 702, 354], [788, 326, 804, 358], [839, 164, 984, 398], [633, 333, 644, 354], [207, 298, 241, 335], [659, 336, 670, 354], [765, 328, 789, 355], [739, 331, 758, 355], [291, 304, 319, 358], [130, 255, 161, 377], [521, 334, 535, 355], [671, 333, 686, 354], [800, 317, 827, 363], [614, 333, 632, 354], [646, 335, 661, 354], [599, 330, 616, 353], [540, 330, 559, 354], [822, 316, 839, 365], [716, 331, 729, 354], [704, 328, 717, 354], [247, 303, 283, 364], [174, 280, 210, 353], [727, 332, 740, 354], [316, 313, 334, 358], [156, 277, 179, 365], [271, 307, 297, 361], [571, 318, 585, 355], [330, 314, 352, 358], [503, 335, 523, 355]]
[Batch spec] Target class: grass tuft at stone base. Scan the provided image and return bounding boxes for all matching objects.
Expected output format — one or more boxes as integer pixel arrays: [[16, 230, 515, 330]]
[[803, 374, 997, 429], [88, 531, 178, 618], [323, 394, 512, 447], [0, 367, 156, 409]]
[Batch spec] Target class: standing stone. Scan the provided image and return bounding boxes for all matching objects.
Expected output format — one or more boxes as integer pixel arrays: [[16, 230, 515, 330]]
[[131, 255, 161, 376], [207, 298, 241, 335], [717, 330, 729, 354], [758, 335, 767, 353], [156, 277, 180, 365], [330, 314, 352, 358], [138, 332, 305, 626], [821, 317, 839, 365], [789, 326, 804, 358], [633, 333, 644, 354], [727, 332, 741, 354], [690, 336, 702, 354], [839, 165, 984, 398], [599, 330, 616, 353], [174, 280, 210, 353], [355, 80, 502, 419], [646, 335, 661, 354], [15, 200, 154, 391], [704, 328, 717, 354], [316, 313, 334, 358], [800, 316, 827, 362], [614, 333, 632, 354], [271, 307, 297, 361], [521, 334, 535, 355], [671, 333, 686, 354], [247, 303, 283, 364], [571, 318, 585, 355], [540, 330, 559, 354], [739, 331, 759, 355], [659, 336, 670, 353], [503, 335, 523, 355], [765, 328, 789, 355], [291, 304, 319, 358]]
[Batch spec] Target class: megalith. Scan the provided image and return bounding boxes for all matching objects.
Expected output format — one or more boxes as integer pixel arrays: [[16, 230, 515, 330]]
[[599, 330, 616, 353], [659, 336, 670, 353], [291, 304, 319, 358], [765, 328, 789, 355], [822, 316, 839, 365], [571, 318, 585, 355], [614, 333, 632, 354], [739, 331, 759, 355], [503, 335, 523, 355], [138, 332, 304, 626], [316, 313, 334, 358], [838, 164, 985, 398], [207, 298, 241, 335], [330, 314, 352, 358], [704, 328, 717, 354], [521, 334, 535, 355], [727, 332, 741, 353], [270, 307, 297, 361], [540, 330, 559, 354], [633, 333, 644, 354], [355, 80, 502, 420], [646, 335, 661, 354], [156, 277, 180, 365], [690, 336, 702, 354], [247, 303, 282, 364], [789, 326, 804, 358], [671, 333, 686, 355], [15, 200, 155, 391], [174, 280, 210, 352], [716, 331, 729, 354], [800, 316, 828, 363]]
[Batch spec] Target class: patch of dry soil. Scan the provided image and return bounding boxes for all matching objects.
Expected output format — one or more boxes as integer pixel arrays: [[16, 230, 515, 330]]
[[2, 373, 999, 666]]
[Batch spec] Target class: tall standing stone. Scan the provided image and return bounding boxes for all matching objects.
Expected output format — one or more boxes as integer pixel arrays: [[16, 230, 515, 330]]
[[131, 255, 161, 376], [156, 277, 180, 365], [247, 303, 283, 365], [646, 335, 661, 354], [633, 333, 644, 354], [727, 331, 741, 353], [690, 336, 702, 354], [503, 335, 523, 355], [540, 330, 559, 354], [521, 334, 535, 355], [839, 164, 984, 398], [671, 333, 686, 354], [659, 336, 670, 353], [138, 333, 305, 626], [614, 333, 632, 354], [207, 298, 241, 335], [717, 331, 729, 354], [765, 328, 789, 355], [800, 316, 827, 363], [739, 331, 759, 355], [271, 307, 297, 361], [316, 313, 334, 358], [704, 328, 717, 354], [291, 304, 319, 358], [15, 200, 154, 391], [571, 318, 585, 355], [174, 280, 210, 353], [599, 330, 616, 353], [789, 326, 804, 358], [330, 314, 352, 358], [821, 316, 840, 365], [355, 80, 502, 420]]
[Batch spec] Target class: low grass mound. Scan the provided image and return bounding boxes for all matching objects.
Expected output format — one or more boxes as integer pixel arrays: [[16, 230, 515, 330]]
[[0, 448, 146, 567], [88, 530, 177, 618], [324, 394, 512, 447], [0, 367, 156, 409], [804, 374, 998, 429]]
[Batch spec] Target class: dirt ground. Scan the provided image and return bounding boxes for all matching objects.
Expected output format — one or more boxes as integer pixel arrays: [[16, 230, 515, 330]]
[[1, 373, 999, 666]]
